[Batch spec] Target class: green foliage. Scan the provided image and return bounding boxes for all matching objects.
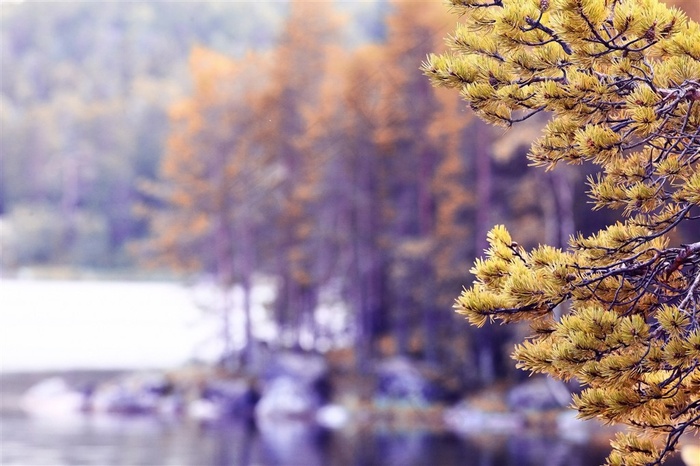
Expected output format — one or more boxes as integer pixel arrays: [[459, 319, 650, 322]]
[[424, 0, 700, 464]]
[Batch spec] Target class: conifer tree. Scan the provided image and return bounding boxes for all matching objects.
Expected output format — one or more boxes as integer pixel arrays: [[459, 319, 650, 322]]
[[424, 0, 699, 464]]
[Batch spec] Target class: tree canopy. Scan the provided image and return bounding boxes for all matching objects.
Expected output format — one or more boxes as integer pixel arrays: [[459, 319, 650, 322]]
[[424, 0, 699, 464]]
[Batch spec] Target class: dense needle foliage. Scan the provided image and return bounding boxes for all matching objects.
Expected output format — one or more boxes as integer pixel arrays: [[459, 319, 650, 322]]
[[423, 0, 700, 464]]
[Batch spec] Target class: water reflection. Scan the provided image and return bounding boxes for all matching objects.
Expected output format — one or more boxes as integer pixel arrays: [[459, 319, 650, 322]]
[[0, 413, 685, 466]]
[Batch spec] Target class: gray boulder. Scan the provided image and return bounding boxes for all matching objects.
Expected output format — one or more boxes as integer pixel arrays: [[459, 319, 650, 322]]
[[375, 357, 438, 406], [255, 351, 329, 421]]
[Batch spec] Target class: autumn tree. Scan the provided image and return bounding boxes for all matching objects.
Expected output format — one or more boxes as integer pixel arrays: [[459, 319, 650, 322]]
[[137, 47, 273, 367], [371, 0, 474, 363], [0, 1, 286, 268], [424, 0, 699, 464], [305, 43, 393, 366], [252, 0, 344, 349]]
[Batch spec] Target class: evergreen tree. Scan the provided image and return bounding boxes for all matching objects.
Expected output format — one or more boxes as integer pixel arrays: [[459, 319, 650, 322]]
[[424, 0, 700, 464]]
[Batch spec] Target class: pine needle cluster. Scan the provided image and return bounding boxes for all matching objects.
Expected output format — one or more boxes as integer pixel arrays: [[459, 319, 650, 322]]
[[423, 1, 699, 464]]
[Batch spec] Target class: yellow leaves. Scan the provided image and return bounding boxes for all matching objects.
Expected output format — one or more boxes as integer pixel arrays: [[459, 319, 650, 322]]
[[657, 305, 690, 336], [588, 175, 627, 210], [510, 50, 548, 78], [446, 0, 501, 9], [572, 388, 609, 418], [485, 224, 514, 255], [556, 0, 609, 28], [639, 370, 673, 393], [431, 2, 700, 463], [463, 8, 499, 34], [534, 80, 574, 110], [567, 69, 607, 97], [513, 338, 558, 374], [624, 181, 663, 213], [654, 55, 700, 87], [655, 153, 684, 177], [657, 21, 700, 60], [607, 433, 662, 466], [422, 53, 480, 89], [453, 285, 515, 327], [548, 8, 591, 42], [451, 23, 500, 58], [614, 314, 650, 345], [476, 101, 513, 126], [572, 221, 648, 254], [603, 149, 648, 181], [461, 220, 699, 465], [495, 84, 538, 108], [559, 305, 618, 338], [512, 283, 700, 462], [531, 41, 569, 70], [529, 116, 580, 167], [498, 0, 542, 33], [630, 205, 684, 235], [429, 0, 700, 148], [664, 338, 689, 366], [574, 124, 622, 162], [503, 263, 552, 306], [471, 256, 510, 288], [671, 169, 700, 206], [580, 0, 608, 27], [626, 85, 662, 108], [458, 225, 577, 325], [461, 82, 495, 105], [486, 59, 518, 86], [528, 244, 568, 268], [574, 386, 643, 421], [606, 386, 646, 417], [188, 45, 240, 99], [613, 0, 679, 41], [684, 331, 700, 359], [630, 106, 662, 136], [529, 317, 558, 337]]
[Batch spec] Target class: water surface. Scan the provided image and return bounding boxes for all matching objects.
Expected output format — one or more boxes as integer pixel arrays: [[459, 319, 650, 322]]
[[4, 413, 680, 466]]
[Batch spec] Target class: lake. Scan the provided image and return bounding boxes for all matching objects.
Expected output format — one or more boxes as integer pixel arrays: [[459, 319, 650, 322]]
[[0, 278, 280, 372], [0, 279, 688, 466], [1, 412, 649, 466]]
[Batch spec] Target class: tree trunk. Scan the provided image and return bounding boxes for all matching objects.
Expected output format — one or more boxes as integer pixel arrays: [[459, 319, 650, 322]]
[[472, 122, 498, 384], [241, 272, 253, 368], [551, 168, 575, 248], [474, 122, 492, 255], [215, 215, 235, 369]]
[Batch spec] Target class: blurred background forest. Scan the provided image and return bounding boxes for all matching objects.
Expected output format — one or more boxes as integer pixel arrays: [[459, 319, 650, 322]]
[[1, 0, 698, 387]]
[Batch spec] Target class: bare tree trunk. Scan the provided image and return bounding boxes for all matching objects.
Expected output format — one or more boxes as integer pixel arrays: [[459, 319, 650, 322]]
[[420, 148, 438, 364], [538, 171, 560, 246], [550, 167, 575, 321], [61, 150, 79, 257], [551, 168, 575, 247], [220, 285, 233, 370], [215, 216, 234, 370], [473, 122, 498, 384], [474, 123, 492, 255], [241, 243, 254, 367]]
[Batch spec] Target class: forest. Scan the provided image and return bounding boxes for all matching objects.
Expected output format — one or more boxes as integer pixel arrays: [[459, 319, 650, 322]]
[[1, 0, 698, 391]]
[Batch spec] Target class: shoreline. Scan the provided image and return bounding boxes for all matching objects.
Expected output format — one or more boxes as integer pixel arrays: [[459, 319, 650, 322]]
[[0, 369, 612, 443]]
